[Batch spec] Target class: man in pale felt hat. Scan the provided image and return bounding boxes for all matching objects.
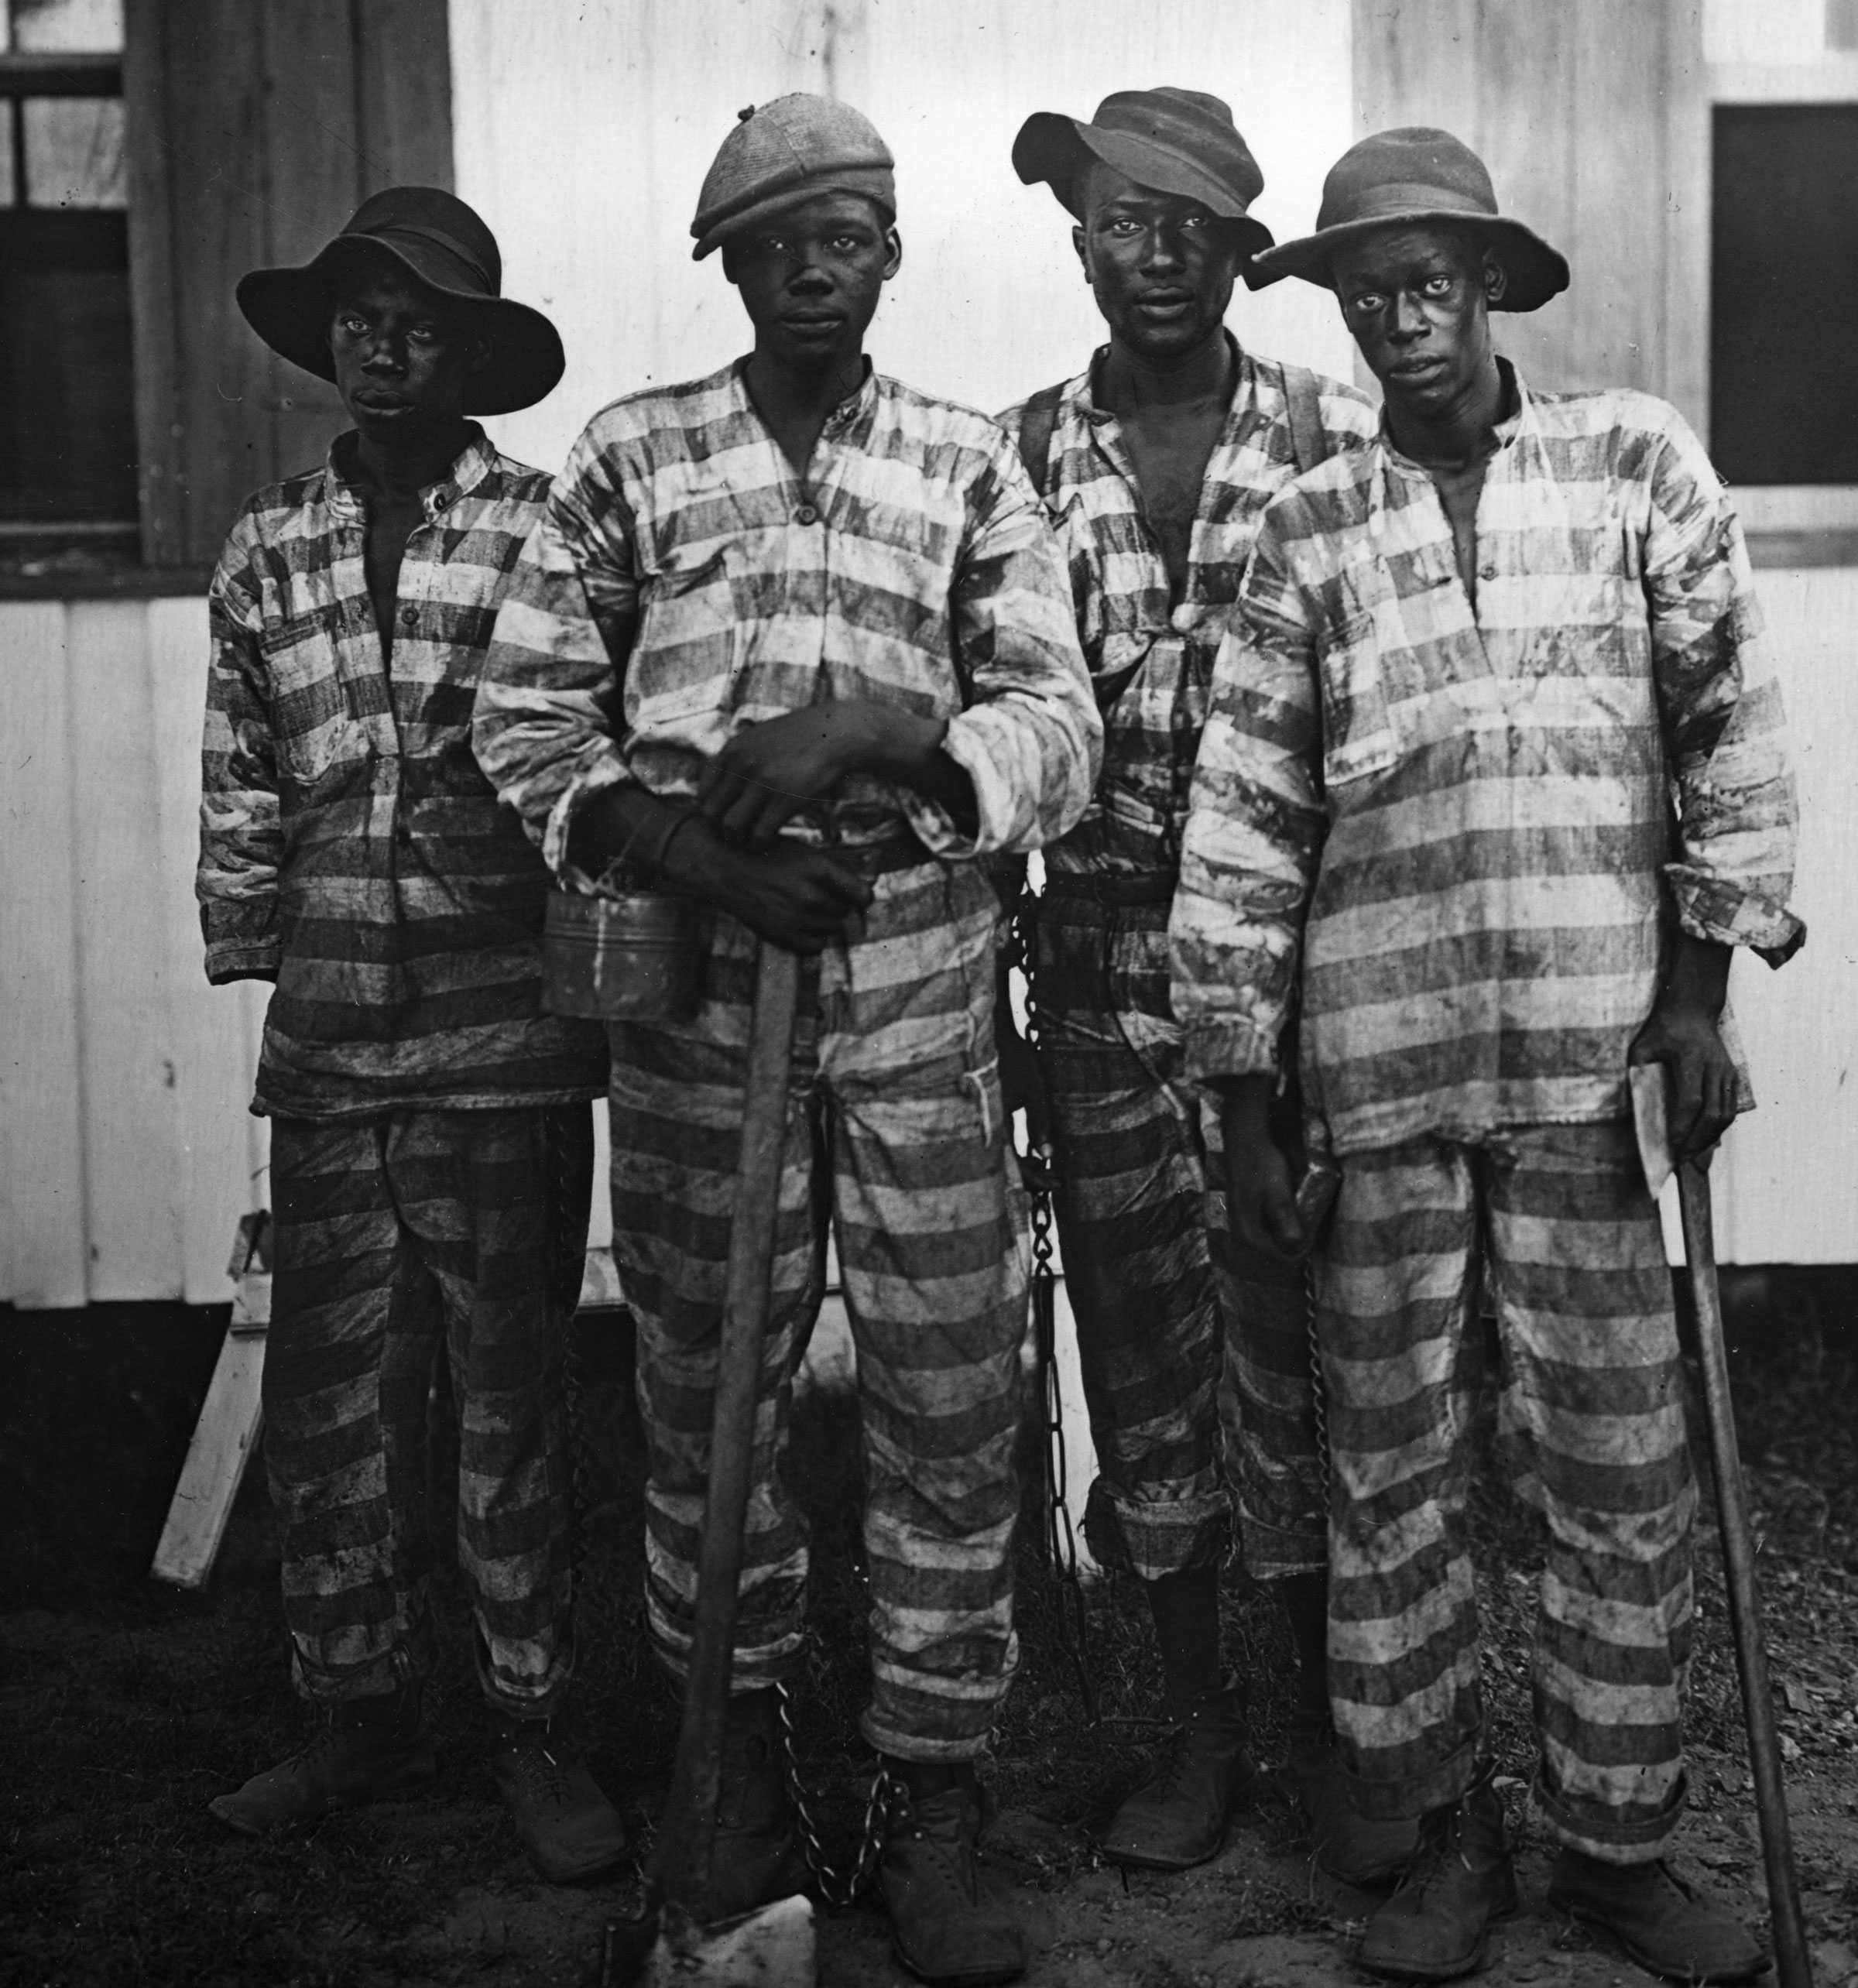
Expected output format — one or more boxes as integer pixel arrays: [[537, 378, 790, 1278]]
[[475, 96, 1099, 1986], [996, 87, 1411, 1885], [197, 187, 624, 1883], [1171, 128, 1802, 1983]]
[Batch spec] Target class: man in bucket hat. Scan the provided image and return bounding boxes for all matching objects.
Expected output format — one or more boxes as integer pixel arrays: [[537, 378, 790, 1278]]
[[996, 88, 1405, 1884], [197, 187, 622, 1882], [1171, 128, 1801, 1982], [475, 96, 1099, 1986]]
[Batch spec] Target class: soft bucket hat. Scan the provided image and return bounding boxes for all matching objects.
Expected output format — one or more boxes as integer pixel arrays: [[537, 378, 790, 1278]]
[[236, 186, 565, 415], [691, 94, 896, 260], [1254, 127, 1569, 311], [1013, 87, 1274, 272]]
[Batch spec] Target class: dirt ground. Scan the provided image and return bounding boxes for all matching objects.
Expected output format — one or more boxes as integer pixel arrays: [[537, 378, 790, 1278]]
[[5, 1273, 1858, 1988]]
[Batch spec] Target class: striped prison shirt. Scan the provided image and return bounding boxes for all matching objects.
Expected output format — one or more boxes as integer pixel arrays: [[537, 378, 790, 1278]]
[[198, 427, 608, 1121], [1171, 368, 1803, 1155], [998, 341, 1375, 878], [472, 360, 1099, 868]]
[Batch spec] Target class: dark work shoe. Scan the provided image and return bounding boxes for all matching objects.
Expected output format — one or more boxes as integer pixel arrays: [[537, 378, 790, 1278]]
[[706, 1688, 807, 1917], [1545, 1851, 1767, 1983], [486, 1711, 628, 1883], [1287, 1723, 1419, 1885], [208, 1683, 435, 1835], [879, 1764, 1027, 1987], [1358, 1774, 1517, 1982], [1099, 1684, 1256, 1871]]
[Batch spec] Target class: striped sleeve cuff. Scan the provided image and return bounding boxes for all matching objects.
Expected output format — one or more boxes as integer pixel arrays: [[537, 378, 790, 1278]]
[[540, 756, 636, 876], [1666, 863, 1806, 968], [1181, 1018, 1282, 1082]]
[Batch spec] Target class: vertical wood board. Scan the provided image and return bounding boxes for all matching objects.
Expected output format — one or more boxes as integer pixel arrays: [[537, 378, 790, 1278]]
[[357, 0, 456, 192], [0, 607, 91, 1308], [67, 602, 187, 1301], [123, 0, 183, 567]]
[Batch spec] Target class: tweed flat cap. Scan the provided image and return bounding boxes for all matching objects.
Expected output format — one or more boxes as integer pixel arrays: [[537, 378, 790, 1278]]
[[691, 94, 896, 260]]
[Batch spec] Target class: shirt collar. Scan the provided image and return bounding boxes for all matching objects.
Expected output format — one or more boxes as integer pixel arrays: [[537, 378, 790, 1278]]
[[324, 422, 496, 525], [1079, 330, 1251, 430], [1375, 358, 1531, 472], [729, 356, 880, 451]]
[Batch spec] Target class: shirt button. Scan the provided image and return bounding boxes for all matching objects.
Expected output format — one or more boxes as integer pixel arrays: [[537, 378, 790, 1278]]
[[1479, 564, 1496, 581], [794, 505, 819, 526], [399, 606, 418, 628]]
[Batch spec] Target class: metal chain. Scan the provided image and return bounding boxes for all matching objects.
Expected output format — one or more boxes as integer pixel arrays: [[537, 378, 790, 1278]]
[[1012, 889, 1101, 1727], [1303, 1258, 1331, 1500], [775, 1683, 896, 1908]]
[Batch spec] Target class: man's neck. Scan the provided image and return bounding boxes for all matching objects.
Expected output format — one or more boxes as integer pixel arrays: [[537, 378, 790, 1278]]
[[743, 347, 866, 475], [1097, 330, 1236, 415], [348, 422, 471, 506], [1384, 356, 1507, 471]]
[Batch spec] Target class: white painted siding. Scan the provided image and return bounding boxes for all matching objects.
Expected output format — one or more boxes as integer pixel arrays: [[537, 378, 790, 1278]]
[[2, 598, 269, 1308]]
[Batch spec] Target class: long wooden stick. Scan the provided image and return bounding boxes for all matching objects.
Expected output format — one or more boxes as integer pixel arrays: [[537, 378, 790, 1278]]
[[1678, 1164, 1812, 1988], [652, 943, 802, 1927]]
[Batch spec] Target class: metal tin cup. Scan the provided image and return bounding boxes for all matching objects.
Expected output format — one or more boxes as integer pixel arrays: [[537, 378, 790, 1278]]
[[541, 887, 701, 1021]]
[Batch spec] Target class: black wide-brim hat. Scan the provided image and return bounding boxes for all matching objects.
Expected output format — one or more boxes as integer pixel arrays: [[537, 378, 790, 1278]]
[[235, 186, 565, 416], [1013, 87, 1280, 289], [1255, 127, 1569, 312]]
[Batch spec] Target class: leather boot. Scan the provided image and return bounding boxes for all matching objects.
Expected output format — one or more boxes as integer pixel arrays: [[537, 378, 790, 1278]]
[[699, 1688, 807, 1918], [1287, 1721, 1419, 1885], [1099, 1682, 1256, 1870], [879, 1760, 1026, 1987], [1545, 1850, 1767, 1983], [486, 1708, 629, 1883], [1358, 1770, 1517, 1981], [208, 1681, 435, 1835]]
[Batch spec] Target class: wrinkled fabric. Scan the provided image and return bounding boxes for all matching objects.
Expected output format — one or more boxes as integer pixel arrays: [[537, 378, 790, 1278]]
[[1172, 368, 1803, 1154], [1033, 900, 1325, 1582], [610, 864, 1024, 1759], [265, 1105, 593, 1714], [199, 427, 607, 1120], [999, 341, 1375, 879], [472, 361, 1099, 872], [1319, 1123, 1694, 1863]]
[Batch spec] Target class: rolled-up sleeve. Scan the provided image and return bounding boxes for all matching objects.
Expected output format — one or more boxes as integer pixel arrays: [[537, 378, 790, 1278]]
[[1170, 503, 1327, 1078], [197, 523, 283, 984], [910, 437, 1100, 859], [1644, 410, 1804, 966], [474, 426, 641, 875]]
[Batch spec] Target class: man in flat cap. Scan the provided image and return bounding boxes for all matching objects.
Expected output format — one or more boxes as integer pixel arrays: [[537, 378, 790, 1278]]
[[1172, 128, 1801, 1982], [999, 88, 1404, 1883], [475, 95, 1099, 1987], [197, 191, 623, 1880]]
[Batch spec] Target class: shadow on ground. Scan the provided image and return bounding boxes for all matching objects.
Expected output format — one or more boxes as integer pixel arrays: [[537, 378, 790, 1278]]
[[3, 1274, 1858, 1988]]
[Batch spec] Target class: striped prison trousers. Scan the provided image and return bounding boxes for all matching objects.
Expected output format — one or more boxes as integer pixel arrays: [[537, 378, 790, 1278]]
[[264, 1105, 594, 1712], [608, 861, 1024, 1762], [1319, 1119, 1695, 1863], [1032, 896, 1327, 1584]]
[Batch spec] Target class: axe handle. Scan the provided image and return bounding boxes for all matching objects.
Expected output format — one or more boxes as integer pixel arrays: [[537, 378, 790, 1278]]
[[1678, 1164, 1813, 1988], [652, 942, 803, 1924]]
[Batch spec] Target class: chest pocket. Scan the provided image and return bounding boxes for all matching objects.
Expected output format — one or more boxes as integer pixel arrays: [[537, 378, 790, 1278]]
[[1316, 609, 1399, 789], [632, 539, 742, 723]]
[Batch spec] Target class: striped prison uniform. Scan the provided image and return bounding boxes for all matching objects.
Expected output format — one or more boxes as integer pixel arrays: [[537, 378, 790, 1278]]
[[199, 428, 605, 1712], [1171, 367, 1801, 1859], [266, 1105, 591, 1711], [475, 360, 1099, 1758], [999, 344, 1374, 1582]]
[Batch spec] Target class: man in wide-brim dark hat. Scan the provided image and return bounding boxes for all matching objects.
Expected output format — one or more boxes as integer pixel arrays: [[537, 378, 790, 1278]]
[[199, 187, 623, 1885], [996, 87, 1409, 1889], [1173, 127, 1800, 1986]]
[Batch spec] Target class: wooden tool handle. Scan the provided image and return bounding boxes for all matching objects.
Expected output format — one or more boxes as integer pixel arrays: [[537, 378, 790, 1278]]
[[1679, 1164, 1814, 1988], [652, 943, 803, 1923]]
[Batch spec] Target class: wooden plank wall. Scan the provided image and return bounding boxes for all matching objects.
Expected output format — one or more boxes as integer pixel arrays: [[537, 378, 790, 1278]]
[[122, 0, 454, 567], [0, 599, 270, 1308], [1351, 0, 1709, 432]]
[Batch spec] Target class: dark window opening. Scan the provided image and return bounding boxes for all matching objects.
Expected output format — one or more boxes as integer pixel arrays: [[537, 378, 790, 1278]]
[[1712, 103, 1858, 485], [0, 3, 135, 565]]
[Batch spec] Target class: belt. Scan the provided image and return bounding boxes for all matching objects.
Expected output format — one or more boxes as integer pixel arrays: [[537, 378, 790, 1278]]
[[1040, 869, 1176, 909]]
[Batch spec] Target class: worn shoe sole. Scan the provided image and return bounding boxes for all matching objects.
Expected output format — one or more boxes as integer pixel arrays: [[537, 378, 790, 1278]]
[[889, 1935, 1027, 1988], [521, 1829, 631, 1884], [1099, 1759, 1267, 1872], [1357, 1898, 1518, 1983], [1545, 1894, 1770, 1985], [206, 1749, 438, 1837]]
